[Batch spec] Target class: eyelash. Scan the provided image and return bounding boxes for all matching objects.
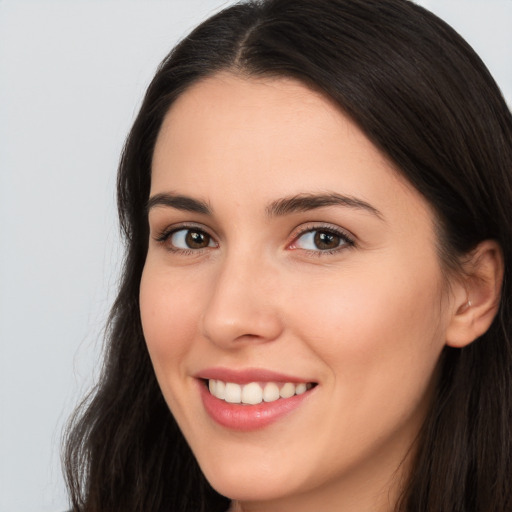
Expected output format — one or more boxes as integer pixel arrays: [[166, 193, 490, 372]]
[[154, 223, 217, 255], [154, 223, 355, 256], [289, 223, 355, 255]]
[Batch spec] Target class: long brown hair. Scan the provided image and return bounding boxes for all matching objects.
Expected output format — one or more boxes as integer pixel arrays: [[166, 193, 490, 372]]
[[64, 1, 512, 510]]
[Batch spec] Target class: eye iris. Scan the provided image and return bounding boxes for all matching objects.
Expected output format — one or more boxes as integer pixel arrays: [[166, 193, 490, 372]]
[[314, 231, 340, 250], [185, 230, 210, 248]]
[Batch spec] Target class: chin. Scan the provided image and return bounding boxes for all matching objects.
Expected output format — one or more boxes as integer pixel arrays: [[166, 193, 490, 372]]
[[206, 474, 295, 503], [198, 455, 307, 503]]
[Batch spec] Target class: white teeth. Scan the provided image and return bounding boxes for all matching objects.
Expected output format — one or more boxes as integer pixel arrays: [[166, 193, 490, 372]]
[[216, 380, 226, 400], [224, 382, 242, 403], [279, 382, 296, 399], [208, 379, 312, 404], [241, 382, 263, 405], [263, 382, 280, 402], [295, 383, 307, 395]]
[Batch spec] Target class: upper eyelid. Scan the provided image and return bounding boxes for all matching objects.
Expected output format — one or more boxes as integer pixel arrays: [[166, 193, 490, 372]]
[[154, 225, 218, 254], [153, 222, 216, 240], [287, 224, 356, 255], [289, 222, 355, 242]]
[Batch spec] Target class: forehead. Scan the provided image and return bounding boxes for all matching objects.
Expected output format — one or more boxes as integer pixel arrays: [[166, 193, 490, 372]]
[[151, 72, 433, 229]]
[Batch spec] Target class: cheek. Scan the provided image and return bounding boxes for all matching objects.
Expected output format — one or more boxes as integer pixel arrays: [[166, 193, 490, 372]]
[[286, 259, 447, 413], [139, 264, 201, 372]]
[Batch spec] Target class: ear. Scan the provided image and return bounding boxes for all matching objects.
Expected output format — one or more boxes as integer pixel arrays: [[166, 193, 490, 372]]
[[445, 240, 504, 348]]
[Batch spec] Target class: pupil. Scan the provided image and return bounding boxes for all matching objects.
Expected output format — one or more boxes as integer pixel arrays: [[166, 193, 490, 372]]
[[186, 230, 209, 248], [314, 231, 339, 250]]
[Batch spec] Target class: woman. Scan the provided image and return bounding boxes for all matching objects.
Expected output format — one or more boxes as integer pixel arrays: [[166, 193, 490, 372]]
[[63, 0, 512, 511]]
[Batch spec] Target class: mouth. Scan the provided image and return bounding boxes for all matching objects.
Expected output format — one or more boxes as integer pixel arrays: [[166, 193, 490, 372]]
[[205, 379, 316, 405], [195, 368, 318, 430]]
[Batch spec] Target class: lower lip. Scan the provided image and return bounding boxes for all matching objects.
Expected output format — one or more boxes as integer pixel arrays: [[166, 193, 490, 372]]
[[198, 381, 314, 431]]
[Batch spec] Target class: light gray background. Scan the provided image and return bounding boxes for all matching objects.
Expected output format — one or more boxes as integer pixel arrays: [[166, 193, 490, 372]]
[[0, 1, 510, 511]]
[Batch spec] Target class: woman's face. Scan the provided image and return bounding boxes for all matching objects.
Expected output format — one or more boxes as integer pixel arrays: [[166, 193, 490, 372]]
[[140, 74, 456, 511]]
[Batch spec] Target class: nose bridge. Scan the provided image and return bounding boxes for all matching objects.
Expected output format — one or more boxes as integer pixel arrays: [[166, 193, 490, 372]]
[[201, 246, 283, 347]]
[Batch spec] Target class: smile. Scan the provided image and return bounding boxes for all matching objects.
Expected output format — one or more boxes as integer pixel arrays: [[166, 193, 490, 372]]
[[196, 369, 318, 430], [208, 379, 314, 405]]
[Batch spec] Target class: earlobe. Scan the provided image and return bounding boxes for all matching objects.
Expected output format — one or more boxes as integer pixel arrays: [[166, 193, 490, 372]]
[[445, 240, 504, 348]]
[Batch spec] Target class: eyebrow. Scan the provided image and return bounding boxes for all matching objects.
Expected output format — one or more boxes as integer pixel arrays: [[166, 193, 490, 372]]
[[266, 192, 383, 220], [146, 193, 212, 215], [146, 191, 383, 220]]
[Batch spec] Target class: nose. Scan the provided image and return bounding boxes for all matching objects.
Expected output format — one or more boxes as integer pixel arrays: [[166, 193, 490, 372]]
[[200, 251, 284, 348]]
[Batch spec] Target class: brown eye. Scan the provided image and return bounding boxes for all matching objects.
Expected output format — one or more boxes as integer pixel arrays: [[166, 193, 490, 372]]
[[291, 227, 352, 253], [185, 230, 211, 248], [169, 228, 216, 250], [313, 231, 341, 250]]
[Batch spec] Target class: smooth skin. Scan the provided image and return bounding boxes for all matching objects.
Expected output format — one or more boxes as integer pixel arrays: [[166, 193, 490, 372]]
[[140, 73, 502, 512]]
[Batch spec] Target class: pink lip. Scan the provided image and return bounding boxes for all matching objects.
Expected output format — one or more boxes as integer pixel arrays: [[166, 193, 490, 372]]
[[195, 367, 317, 431], [195, 367, 313, 385]]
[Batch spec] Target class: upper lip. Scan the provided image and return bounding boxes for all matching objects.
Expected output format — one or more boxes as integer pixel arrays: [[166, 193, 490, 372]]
[[195, 367, 315, 385]]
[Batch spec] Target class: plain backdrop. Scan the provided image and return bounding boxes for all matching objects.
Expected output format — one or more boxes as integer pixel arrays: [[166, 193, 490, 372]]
[[0, 1, 510, 511]]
